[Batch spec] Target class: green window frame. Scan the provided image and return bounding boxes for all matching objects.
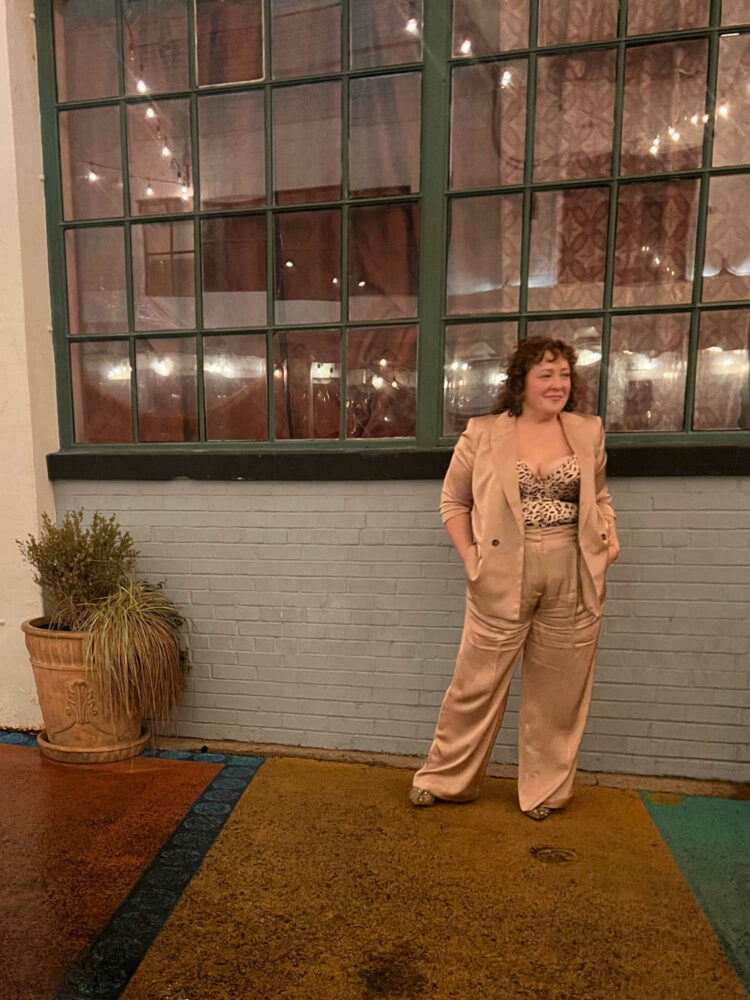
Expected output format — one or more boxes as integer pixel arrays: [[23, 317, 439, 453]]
[[35, 0, 750, 459]]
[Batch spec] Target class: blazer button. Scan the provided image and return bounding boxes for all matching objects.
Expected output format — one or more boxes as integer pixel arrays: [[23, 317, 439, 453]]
[[491, 539, 500, 547], [601, 533, 607, 540]]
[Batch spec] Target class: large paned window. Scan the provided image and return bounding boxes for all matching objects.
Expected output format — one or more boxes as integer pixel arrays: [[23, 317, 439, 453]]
[[38, 0, 750, 450]]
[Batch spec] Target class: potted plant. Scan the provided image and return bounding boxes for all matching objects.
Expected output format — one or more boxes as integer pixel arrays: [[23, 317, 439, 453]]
[[17, 509, 188, 763]]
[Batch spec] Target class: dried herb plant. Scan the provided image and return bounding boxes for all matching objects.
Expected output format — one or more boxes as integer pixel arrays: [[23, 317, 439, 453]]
[[17, 510, 137, 630], [83, 580, 188, 722]]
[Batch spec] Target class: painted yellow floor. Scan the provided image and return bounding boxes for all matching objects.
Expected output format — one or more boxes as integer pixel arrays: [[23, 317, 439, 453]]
[[122, 757, 748, 1000]]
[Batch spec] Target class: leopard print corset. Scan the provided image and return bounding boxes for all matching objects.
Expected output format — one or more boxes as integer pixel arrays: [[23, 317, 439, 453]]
[[517, 455, 580, 528]]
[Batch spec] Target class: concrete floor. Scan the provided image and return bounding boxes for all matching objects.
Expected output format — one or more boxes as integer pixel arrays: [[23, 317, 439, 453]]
[[1, 731, 748, 1000]]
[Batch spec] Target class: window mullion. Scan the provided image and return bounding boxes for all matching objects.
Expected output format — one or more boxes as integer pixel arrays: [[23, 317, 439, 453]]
[[415, 0, 451, 447], [518, 0, 540, 342]]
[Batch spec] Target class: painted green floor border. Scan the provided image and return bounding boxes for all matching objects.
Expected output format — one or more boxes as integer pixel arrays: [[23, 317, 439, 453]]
[[640, 791, 750, 996]]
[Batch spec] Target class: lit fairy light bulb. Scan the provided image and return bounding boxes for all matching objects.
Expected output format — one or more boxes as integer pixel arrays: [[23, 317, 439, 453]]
[[274, 365, 283, 379], [405, 17, 418, 33], [718, 104, 729, 117], [501, 70, 512, 88], [161, 145, 171, 158], [145, 182, 154, 196], [145, 107, 156, 119], [460, 39, 472, 55], [181, 184, 189, 201], [136, 79, 147, 93], [87, 167, 98, 182], [690, 114, 698, 125]]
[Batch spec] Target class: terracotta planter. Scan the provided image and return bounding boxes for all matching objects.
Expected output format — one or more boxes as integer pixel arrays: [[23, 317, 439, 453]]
[[22, 617, 148, 763]]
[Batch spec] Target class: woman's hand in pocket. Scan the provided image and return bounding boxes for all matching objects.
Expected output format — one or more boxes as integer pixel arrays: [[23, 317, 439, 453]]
[[462, 543, 481, 583]]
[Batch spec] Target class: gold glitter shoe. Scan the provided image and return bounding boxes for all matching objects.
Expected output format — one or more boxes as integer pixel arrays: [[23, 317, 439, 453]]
[[524, 805, 551, 821], [409, 786, 436, 807]]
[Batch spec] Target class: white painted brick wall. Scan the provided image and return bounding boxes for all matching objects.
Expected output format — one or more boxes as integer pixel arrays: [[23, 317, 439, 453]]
[[53, 477, 750, 782]]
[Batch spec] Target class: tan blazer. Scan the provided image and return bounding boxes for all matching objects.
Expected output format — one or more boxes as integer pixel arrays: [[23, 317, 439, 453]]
[[440, 411, 619, 620]]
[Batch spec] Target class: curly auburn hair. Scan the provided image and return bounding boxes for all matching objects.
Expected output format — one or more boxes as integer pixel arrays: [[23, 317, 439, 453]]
[[492, 336, 579, 417]]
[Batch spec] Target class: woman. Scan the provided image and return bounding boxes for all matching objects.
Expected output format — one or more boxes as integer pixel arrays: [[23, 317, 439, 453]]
[[410, 336, 619, 820]]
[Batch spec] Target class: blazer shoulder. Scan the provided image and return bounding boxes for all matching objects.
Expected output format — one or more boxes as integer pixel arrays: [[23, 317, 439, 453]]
[[463, 412, 502, 439]]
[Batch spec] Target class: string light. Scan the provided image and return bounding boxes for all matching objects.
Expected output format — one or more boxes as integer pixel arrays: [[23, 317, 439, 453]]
[[145, 182, 154, 196], [501, 70, 512, 88], [332, 277, 339, 285], [405, 17, 418, 33], [718, 104, 729, 117], [274, 365, 284, 379], [285, 260, 294, 268], [145, 106, 156, 119], [460, 39, 472, 55], [136, 79, 147, 93], [161, 145, 171, 158], [358, 280, 366, 287], [87, 167, 98, 182]]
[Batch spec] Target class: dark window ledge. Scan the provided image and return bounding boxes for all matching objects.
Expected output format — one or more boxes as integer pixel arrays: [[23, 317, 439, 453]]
[[47, 442, 750, 481]]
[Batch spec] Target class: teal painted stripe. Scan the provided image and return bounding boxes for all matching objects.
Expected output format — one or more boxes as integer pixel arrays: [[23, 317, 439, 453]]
[[641, 791, 750, 996]]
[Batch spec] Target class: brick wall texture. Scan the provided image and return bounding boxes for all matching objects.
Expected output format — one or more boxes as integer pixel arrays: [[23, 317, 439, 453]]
[[54, 478, 750, 782]]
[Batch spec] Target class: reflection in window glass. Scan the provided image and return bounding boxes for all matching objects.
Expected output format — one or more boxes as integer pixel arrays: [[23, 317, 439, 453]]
[[447, 194, 522, 315], [272, 0, 341, 79], [65, 228, 127, 335], [132, 221, 195, 331], [202, 216, 267, 329], [59, 106, 123, 221], [127, 98, 192, 214], [537, 0, 618, 46], [613, 179, 698, 307], [621, 41, 707, 176], [627, 0, 709, 35], [275, 211, 341, 325], [452, 0, 528, 57], [123, 0, 189, 95], [443, 322, 517, 435], [528, 188, 609, 311], [606, 313, 689, 431], [136, 337, 198, 441], [54, 0, 119, 102], [196, 0, 263, 85], [350, 0, 422, 69], [694, 310, 750, 430], [71, 340, 132, 443], [198, 91, 265, 210], [450, 60, 526, 190], [534, 50, 616, 182], [274, 329, 340, 439], [204, 334, 268, 440], [527, 317, 602, 414], [350, 73, 421, 199], [274, 82, 341, 205], [349, 204, 419, 321], [703, 174, 750, 303], [713, 34, 750, 168], [347, 326, 417, 438]]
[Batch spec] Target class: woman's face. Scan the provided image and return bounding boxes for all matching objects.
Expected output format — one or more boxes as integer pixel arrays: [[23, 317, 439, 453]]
[[522, 351, 571, 418]]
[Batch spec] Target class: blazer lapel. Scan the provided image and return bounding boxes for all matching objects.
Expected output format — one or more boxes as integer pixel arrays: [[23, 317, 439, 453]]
[[560, 411, 595, 532], [491, 413, 524, 537]]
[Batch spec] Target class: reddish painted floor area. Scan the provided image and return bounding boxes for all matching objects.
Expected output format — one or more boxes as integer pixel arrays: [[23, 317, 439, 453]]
[[0, 745, 221, 1000]]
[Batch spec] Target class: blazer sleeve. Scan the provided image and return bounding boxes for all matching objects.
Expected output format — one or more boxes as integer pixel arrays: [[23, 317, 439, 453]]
[[440, 418, 479, 525], [594, 417, 619, 550]]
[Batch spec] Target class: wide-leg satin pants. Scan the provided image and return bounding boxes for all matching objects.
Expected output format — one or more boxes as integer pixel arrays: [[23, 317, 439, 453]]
[[413, 524, 602, 813]]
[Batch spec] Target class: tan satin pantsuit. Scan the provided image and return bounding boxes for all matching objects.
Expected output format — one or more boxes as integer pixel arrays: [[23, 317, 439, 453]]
[[414, 411, 619, 813]]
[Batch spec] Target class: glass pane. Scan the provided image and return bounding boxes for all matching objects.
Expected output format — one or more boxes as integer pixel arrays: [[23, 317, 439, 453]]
[[350, 0, 422, 69], [132, 221, 195, 330], [452, 0, 528, 57], [447, 193, 523, 315], [621, 41, 708, 176], [350, 73, 421, 199], [71, 341, 132, 443], [443, 321, 517, 435], [123, 0, 188, 95], [450, 60, 527, 190], [65, 228, 127, 335], [196, 0, 263, 85], [606, 313, 689, 431], [59, 106, 123, 221], [202, 215, 267, 328], [274, 81, 341, 205], [274, 329, 340, 439], [272, 0, 341, 79], [694, 310, 750, 430], [54, 0, 119, 102], [204, 334, 268, 440], [628, 0, 709, 34], [349, 203, 419, 321], [527, 317, 602, 414], [199, 91, 265, 211], [713, 34, 750, 168], [275, 210, 341, 324], [127, 98, 192, 215], [538, 0, 618, 46], [703, 174, 750, 303], [528, 188, 609, 311], [347, 326, 417, 438], [613, 179, 699, 307], [136, 337, 198, 441], [722, 1, 749, 24], [534, 50, 616, 182]]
